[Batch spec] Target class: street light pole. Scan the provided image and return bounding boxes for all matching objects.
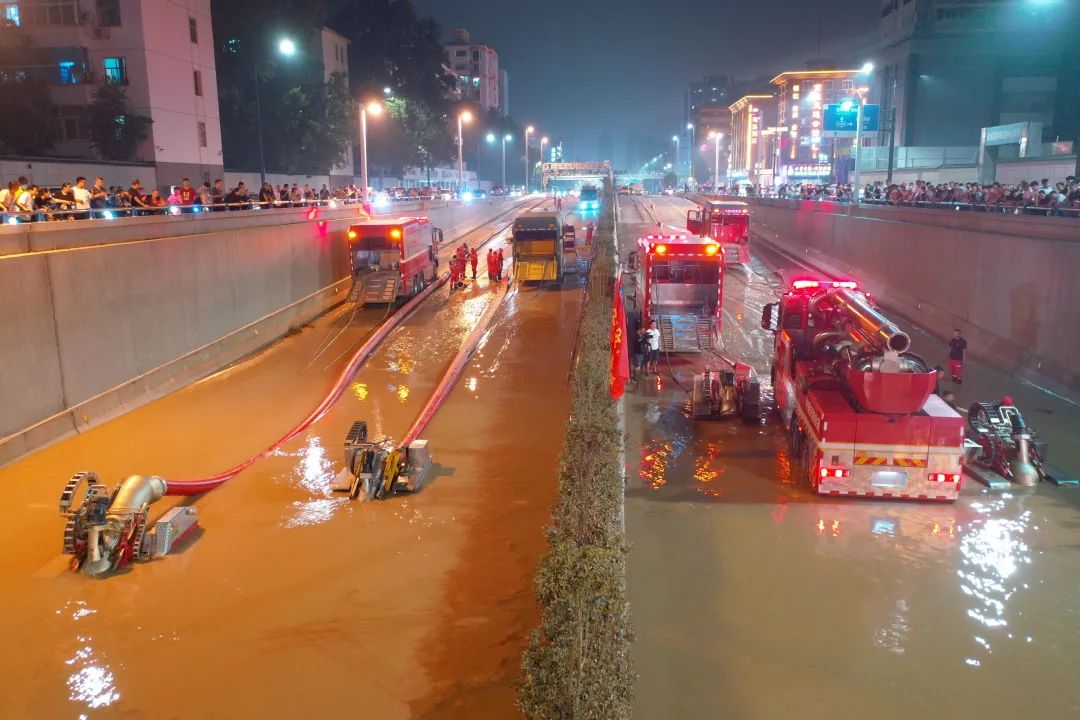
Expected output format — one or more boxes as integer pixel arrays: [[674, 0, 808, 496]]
[[359, 100, 382, 208], [502, 134, 511, 188], [457, 111, 472, 193], [852, 95, 865, 202], [524, 125, 534, 191], [672, 135, 680, 176], [254, 61, 266, 187], [540, 136, 548, 192]]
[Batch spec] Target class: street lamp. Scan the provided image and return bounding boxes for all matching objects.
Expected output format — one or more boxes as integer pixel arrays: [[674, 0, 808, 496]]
[[851, 61, 874, 201], [359, 100, 382, 207], [672, 134, 680, 173], [708, 131, 723, 190], [383, 86, 393, 95], [457, 110, 473, 193], [254, 37, 298, 186], [486, 132, 513, 188], [524, 125, 534, 191], [539, 136, 550, 192]]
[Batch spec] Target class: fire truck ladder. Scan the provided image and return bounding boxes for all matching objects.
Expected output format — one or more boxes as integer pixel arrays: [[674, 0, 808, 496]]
[[658, 306, 714, 353]]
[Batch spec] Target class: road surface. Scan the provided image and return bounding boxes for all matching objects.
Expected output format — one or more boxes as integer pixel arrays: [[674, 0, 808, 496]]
[[0, 196, 591, 718], [619, 194, 1080, 720]]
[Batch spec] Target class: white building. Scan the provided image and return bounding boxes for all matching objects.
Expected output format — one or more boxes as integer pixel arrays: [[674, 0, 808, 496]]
[[445, 28, 501, 113], [499, 69, 509, 117], [312, 25, 354, 184], [2, 0, 223, 184]]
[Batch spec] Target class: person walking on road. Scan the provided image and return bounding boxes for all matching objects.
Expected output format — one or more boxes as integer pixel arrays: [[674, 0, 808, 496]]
[[644, 321, 661, 375], [469, 246, 479, 279], [948, 329, 967, 385]]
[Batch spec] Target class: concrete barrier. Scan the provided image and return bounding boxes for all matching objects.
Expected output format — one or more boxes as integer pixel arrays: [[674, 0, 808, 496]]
[[736, 198, 1080, 393], [0, 198, 522, 466]]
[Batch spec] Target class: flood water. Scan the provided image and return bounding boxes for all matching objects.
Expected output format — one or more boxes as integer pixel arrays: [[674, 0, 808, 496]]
[[620, 196, 1080, 720], [0, 201, 587, 718]]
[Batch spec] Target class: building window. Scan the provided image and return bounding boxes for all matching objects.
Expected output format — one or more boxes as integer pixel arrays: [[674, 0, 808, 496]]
[[103, 56, 127, 84], [455, 49, 466, 57], [52, 105, 89, 141], [841, 79, 853, 90], [197, 121, 207, 147], [2, 3, 20, 25], [97, 0, 120, 26], [18, 0, 78, 26], [472, 50, 479, 61], [58, 60, 78, 84], [193, 69, 202, 96], [188, 17, 198, 43], [472, 77, 480, 88]]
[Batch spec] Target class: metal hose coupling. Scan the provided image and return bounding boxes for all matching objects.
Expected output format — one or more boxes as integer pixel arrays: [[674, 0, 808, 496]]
[[60, 472, 198, 577]]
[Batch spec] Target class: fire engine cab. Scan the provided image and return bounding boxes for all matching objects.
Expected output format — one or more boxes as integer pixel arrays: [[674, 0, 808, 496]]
[[686, 200, 750, 264], [761, 279, 965, 501], [346, 217, 441, 304]]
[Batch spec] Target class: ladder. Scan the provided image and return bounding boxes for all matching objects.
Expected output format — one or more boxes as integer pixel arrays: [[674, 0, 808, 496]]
[[658, 313, 712, 353], [349, 272, 400, 305]]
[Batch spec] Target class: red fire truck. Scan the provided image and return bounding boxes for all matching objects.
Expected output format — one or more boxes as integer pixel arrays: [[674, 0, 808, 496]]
[[760, 279, 965, 501], [346, 217, 442, 303], [634, 233, 724, 353], [686, 200, 750, 264]]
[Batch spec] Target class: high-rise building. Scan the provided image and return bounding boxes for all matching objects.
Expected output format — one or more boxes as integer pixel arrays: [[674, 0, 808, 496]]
[[772, 68, 860, 183], [1, 0, 222, 181], [313, 26, 354, 183], [878, 0, 1078, 147], [445, 28, 501, 112], [499, 69, 509, 117], [728, 94, 778, 186]]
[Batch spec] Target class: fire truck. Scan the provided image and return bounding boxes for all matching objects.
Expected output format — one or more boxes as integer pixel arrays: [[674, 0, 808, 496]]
[[760, 279, 965, 501], [634, 233, 723, 353], [686, 200, 750, 264], [346, 217, 441, 304]]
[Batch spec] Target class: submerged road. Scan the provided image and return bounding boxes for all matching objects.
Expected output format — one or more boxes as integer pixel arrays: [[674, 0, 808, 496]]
[[0, 196, 592, 718], [620, 194, 1080, 720]]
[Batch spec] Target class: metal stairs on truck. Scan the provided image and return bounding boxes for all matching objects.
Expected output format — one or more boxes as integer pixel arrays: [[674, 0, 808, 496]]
[[349, 272, 400, 305], [658, 313, 711, 353]]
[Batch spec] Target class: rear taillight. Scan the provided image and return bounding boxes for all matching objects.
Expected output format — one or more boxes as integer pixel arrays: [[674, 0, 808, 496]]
[[929, 472, 960, 483], [819, 466, 849, 479]]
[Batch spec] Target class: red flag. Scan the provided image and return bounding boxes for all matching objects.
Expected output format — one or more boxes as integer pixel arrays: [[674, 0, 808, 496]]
[[609, 276, 630, 399]]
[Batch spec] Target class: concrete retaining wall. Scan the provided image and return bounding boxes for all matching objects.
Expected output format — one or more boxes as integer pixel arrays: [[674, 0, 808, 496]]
[[743, 198, 1080, 393], [0, 198, 520, 465]]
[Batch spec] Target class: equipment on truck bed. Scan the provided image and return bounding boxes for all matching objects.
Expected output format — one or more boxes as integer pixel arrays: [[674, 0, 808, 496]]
[[761, 278, 965, 501], [964, 400, 1078, 488], [691, 356, 761, 422], [512, 211, 564, 281], [686, 200, 750, 265], [330, 421, 434, 500]]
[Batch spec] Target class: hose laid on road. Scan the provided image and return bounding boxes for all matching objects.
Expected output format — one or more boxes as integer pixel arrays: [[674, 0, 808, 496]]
[[400, 281, 513, 447], [164, 274, 448, 495]]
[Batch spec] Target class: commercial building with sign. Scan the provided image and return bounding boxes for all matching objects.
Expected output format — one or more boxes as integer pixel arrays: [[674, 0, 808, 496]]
[[771, 69, 860, 183], [728, 94, 777, 186]]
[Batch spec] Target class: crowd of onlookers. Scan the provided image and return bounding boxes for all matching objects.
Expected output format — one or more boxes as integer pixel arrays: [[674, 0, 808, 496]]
[[769, 177, 1080, 215], [0, 175, 381, 223]]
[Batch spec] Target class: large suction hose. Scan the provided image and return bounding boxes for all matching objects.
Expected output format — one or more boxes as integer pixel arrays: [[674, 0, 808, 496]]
[[164, 274, 448, 495]]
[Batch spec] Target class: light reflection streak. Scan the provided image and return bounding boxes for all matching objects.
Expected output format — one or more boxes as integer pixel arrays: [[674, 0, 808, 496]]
[[351, 382, 369, 400], [283, 498, 349, 528], [65, 637, 120, 710], [956, 500, 1032, 658]]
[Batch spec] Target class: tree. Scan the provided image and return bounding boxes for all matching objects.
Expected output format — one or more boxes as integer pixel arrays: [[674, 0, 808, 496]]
[[87, 84, 152, 161], [0, 26, 58, 155]]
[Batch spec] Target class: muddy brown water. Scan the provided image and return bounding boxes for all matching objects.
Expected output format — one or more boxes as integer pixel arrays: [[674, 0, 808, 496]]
[[0, 205, 586, 718], [621, 195, 1080, 720]]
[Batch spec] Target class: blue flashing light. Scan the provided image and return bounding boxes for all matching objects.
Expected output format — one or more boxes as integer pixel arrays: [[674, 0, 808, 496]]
[[462, 191, 474, 202]]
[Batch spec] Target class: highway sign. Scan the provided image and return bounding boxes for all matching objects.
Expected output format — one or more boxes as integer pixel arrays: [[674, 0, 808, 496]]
[[822, 104, 880, 138]]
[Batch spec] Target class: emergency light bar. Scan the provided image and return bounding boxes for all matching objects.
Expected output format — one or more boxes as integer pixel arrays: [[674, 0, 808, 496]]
[[791, 279, 859, 291]]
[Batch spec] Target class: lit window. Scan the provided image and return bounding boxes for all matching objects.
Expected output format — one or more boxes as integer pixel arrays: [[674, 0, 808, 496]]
[[188, 16, 198, 43], [193, 69, 203, 96], [472, 77, 480, 88], [2, 3, 20, 25], [58, 60, 78, 84], [103, 57, 127, 84], [197, 121, 207, 147]]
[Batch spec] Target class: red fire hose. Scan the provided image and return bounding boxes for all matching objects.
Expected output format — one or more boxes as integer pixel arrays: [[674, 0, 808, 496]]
[[165, 273, 448, 496], [400, 282, 511, 447]]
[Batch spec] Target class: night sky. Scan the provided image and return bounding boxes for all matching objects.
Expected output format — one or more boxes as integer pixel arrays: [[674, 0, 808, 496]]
[[414, 0, 878, 168]]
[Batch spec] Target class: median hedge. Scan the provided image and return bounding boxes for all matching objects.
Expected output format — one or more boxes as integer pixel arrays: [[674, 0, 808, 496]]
[[518, 193, 634, 720]]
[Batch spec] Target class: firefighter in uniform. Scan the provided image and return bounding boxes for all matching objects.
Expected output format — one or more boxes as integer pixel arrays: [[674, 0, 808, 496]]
[[496, 248, 505, 282], [585, 222, 594, 245], [469, 246, 479, 279]]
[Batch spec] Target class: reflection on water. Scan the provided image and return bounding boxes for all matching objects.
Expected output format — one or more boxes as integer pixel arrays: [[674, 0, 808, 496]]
[[351, 382, 369, 400], [395, 385, 410, 402], [57, 600, 97, 622], [957, 498, 1032, 666], [283, 497, 349, 529], [65, 637, 120, 710]]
